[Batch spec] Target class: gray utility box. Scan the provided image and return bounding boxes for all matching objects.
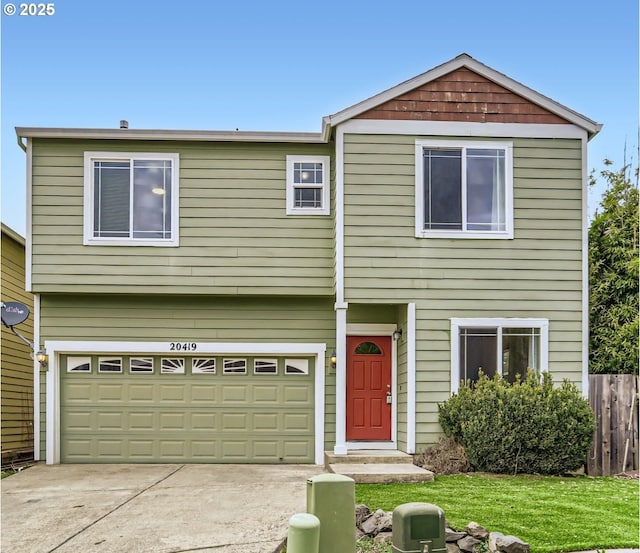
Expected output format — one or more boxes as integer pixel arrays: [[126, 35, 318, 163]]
[[391, 502, 446, 553]]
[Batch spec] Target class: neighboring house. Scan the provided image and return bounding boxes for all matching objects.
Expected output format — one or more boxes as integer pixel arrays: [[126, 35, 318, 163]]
[[17, 54, 601, 465], [1, 223, 34, 465]]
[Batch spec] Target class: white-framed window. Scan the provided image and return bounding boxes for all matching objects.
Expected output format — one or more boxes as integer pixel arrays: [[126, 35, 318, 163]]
[[83, 152, 179, 247], [161, 358, 185, 374], [450, 318, 548, 393], [192, 358, 216, 374], [285, 358, 309, 375], [98, 357, 123, 373], [254, 359, 278, 374], [286, 155, 330, 215], [223, 358, 247, 374], [130, 357, 154, 373], [415, 140, 513, 239], [67, 356, 92, 372]]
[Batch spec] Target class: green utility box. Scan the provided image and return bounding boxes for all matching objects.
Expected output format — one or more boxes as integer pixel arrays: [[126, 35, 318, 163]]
[[307, 473, 355, 553], [392, 502, 446, 553]]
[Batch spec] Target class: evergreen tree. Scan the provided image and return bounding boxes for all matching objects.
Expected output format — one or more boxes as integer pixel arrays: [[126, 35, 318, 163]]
[[589, 159, 639, 374]]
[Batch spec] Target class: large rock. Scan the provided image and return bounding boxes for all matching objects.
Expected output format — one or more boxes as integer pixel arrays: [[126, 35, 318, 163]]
[[355, 504, 371, 527], [445, 528, 468, 542], [374, 532, 393, 544], [447, 543, 462, 553], [458, 535, 482, 552], [495, 535, 530, 553], [465, 522, 489, 540], [489, 532, 505, 552], [360, 509, 391, 536]]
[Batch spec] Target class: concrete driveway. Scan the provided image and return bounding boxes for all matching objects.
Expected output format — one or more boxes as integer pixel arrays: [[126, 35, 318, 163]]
[[1, 463, 325, 553]]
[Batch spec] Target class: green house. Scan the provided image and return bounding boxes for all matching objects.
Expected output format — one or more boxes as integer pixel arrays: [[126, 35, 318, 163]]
[[18, 54, 601, 464]]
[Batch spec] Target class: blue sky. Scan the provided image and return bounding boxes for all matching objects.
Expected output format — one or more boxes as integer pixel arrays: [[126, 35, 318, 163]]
[[1, 0, 637, 236]]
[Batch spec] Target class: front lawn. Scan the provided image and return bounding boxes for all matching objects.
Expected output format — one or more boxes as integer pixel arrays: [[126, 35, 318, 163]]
[[356, 474, 639, 553]]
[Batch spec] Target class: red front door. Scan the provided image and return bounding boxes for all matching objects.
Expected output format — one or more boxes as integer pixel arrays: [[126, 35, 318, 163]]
[[346, 335, 392, 441]]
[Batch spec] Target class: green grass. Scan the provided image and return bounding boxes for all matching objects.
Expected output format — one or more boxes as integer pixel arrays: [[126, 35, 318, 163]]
[[356, 474, 639, 553]]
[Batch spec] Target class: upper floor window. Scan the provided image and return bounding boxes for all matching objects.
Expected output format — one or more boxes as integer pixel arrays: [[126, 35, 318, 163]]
[[286, 155, 330, 215], [415, 141, 513, 239], [84, 152, 179, 246]]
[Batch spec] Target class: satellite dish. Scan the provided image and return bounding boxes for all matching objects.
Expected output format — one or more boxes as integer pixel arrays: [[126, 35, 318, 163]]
[[1, 301, 30, 327]]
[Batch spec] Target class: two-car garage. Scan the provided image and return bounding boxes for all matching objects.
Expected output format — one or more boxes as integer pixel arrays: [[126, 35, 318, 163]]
[[51, 343, 324, 464]]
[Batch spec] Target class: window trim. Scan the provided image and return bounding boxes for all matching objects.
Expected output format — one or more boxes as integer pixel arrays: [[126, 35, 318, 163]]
[[286, 155, 330, 215], [415, 140, 513, 239], [83, 151, 180, 247], [450, 318, 548, 393]]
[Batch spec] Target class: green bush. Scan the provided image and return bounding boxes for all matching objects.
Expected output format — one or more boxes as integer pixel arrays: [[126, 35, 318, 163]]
[[438, 372, 595, 475]]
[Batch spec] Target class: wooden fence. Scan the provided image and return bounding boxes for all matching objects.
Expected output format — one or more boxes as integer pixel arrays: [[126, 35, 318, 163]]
[[587, 374, 639, 476]]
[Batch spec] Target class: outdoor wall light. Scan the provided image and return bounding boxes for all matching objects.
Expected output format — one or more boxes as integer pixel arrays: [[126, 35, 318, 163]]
[[393, 329, 403, 341], [35, 350, 49, 367], [330, 350, 337, 370]]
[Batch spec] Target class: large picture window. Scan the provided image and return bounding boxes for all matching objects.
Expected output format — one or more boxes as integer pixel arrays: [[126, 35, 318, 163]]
[[84, 152, 179, 246], [415, 141, 513, 239], [450, 318, 548, 393]]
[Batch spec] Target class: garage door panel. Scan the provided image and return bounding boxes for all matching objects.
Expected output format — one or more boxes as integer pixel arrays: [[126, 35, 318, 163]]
[[97, 384, 124, 401], [222, 385, 248, 403], [97, 411, 124, 430], [159, 385, 186, 402], [61, 354, 315, 463]]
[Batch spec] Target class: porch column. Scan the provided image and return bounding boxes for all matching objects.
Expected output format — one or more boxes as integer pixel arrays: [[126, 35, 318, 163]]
[[334, 302, 348, 455]]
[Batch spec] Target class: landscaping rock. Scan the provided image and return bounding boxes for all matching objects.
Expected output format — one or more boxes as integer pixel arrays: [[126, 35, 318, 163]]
[[445, 528, 468, 542], [360, 509, 390, 536], [374, 532, 393, 544], [354, 504, 528, 553], [489, 531, 505, 552], [458, 535, 482, 552], [465, 522, 489, 540], [495, 535, 530, 553], [355, 504, 371, 527]]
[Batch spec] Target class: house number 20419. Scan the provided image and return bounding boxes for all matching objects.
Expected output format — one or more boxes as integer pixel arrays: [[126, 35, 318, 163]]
[[169, 342, 197, 351]]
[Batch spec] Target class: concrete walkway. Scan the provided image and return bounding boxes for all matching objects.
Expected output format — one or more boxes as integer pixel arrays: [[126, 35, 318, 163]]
[[1, 463, 325, 553]]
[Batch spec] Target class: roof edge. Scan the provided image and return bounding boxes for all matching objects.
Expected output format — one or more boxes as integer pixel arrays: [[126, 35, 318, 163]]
[[1, 222, 26, 246], [325, 54, 602, 139], [15, 127, 327, 143]]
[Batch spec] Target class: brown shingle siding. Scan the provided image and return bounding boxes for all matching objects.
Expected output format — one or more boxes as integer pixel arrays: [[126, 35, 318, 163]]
[[355, 67, 569, 125]]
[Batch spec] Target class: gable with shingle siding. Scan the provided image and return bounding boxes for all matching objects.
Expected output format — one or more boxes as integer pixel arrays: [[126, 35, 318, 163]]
[[354, 67, 570, 124]]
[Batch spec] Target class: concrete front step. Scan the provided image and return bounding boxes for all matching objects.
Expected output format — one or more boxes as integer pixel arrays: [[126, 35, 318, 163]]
[[327, 462, 435, 484], [324, 450, 414, 465]]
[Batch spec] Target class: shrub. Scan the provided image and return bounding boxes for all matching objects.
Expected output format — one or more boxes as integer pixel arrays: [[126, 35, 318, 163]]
[[438, 371, 595, 475], [414, 436, 471, 475]]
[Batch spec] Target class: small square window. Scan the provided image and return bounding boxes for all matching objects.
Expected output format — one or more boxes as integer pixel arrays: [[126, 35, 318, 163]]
[[254, 359, 278, 374], [286, 155, 330, 215], [161, 358, 185, 374], [223, 358, 247, 374], [192, 358, 216, 374], [285, 359, 309, 375], [130, 357, 154, 373], [67, 356, 92, 373], [98, 357, 123, 373]]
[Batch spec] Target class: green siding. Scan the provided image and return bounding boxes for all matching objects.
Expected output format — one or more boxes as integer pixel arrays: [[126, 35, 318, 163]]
[[38, 295, 336, 461], [1, 228, 34, 461], [31, 139, 334, 295], [343, 134, 585, 450]]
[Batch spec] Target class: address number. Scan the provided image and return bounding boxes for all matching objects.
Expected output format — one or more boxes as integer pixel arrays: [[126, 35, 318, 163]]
[[169, 342, 197, 351]]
